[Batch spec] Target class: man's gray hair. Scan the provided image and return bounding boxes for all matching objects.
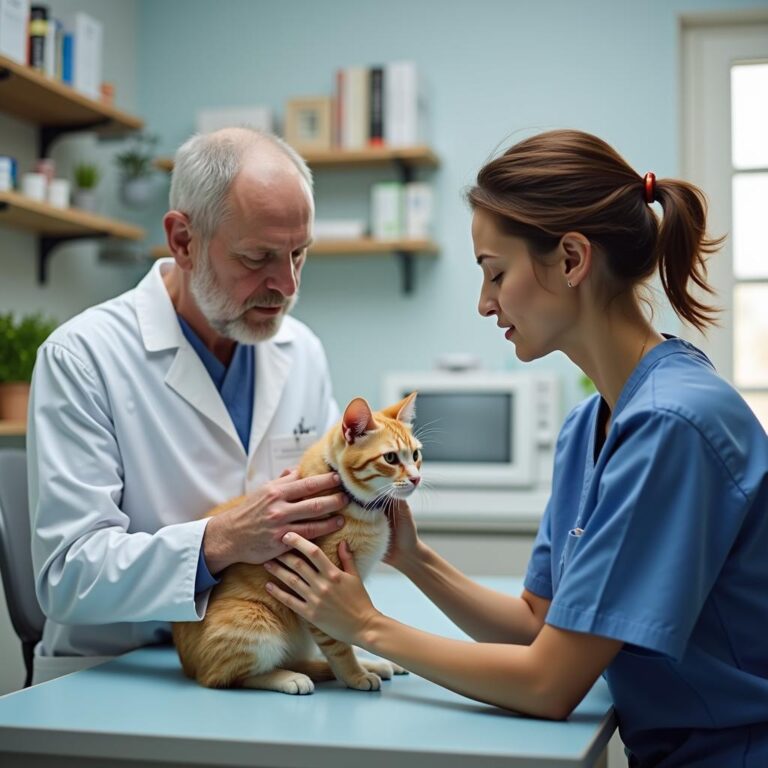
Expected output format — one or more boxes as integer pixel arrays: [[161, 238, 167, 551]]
[[169, 128, 313, 239]]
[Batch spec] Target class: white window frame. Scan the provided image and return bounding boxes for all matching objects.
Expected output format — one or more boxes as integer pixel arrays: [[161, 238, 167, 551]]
[[680, 12, 768, 388]]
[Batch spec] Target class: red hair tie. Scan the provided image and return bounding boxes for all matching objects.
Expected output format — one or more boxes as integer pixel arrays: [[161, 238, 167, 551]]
[[644, 172, 656, 204]]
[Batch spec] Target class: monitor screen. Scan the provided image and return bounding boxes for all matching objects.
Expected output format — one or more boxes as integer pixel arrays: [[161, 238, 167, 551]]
[[411, 392, 513, 463]]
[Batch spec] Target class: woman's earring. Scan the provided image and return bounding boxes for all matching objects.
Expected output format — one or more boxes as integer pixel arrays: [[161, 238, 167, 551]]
[[567, 280, 573, 288]]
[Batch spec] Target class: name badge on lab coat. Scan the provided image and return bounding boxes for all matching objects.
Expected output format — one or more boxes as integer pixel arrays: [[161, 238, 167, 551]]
[[269, 433, 319, 477]]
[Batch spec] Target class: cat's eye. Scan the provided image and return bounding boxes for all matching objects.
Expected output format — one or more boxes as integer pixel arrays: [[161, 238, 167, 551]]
[[383, 452, 399, 465], [413, 449, 421, 461]]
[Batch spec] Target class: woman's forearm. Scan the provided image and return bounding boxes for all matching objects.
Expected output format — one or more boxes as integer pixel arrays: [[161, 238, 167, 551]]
[[358, 612, 557, 717], [395, 543, 543, 644]]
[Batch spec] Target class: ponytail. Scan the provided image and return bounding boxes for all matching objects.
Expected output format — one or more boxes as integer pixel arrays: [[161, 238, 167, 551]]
[[654, 180, 723, 333]]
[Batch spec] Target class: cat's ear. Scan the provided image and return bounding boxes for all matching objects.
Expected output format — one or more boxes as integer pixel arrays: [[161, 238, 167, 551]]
[[380, 391, 417, 424], [342, 398, 378, 444]]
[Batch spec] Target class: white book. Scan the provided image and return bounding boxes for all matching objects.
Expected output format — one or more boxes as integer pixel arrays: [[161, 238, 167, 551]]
[[384, 61, 424, 147], [44, 16, 56, 78], [404, 182, 433, 239], [72, 12, 102, 99], [371, 182, 403, 240], [342, 66, 369, 150], [0, 0, 29, 64]]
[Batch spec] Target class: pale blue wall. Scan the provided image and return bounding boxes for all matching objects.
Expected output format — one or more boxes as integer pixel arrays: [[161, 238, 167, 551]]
[[135, 0, 768, 412]]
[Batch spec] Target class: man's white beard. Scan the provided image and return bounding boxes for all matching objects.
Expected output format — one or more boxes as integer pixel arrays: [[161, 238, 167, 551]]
[[189, 246, 297, 345]]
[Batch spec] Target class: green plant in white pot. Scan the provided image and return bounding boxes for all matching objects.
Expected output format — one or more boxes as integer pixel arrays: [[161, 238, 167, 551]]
[[73, 162, 101, 212], [0, 312, 58, 422], [115, 133, 159, 209]]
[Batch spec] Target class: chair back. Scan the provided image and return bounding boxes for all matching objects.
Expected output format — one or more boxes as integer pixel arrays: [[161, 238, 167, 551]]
[[0, 449, 45, 686]]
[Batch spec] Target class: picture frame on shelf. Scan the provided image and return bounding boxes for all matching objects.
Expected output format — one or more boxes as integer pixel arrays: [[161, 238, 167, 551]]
[[284, 97, 332, 152]]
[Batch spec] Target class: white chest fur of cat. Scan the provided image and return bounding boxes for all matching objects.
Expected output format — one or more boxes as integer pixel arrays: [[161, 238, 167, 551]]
[[171, 393, 422, 694]]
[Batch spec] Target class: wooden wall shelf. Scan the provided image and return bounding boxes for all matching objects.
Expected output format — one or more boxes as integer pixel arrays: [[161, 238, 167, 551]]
[[0, 190, 144, 239], [0, 190, 145, 282], [0, 421, 26, 437], [0, 54, 143, 140]]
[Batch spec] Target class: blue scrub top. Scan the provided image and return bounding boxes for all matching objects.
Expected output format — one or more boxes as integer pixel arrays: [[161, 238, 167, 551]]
[[524, 337, 768, 768]]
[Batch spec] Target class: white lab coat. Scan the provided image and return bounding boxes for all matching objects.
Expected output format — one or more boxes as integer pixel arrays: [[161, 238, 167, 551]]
[[27, 259, 339, 682]]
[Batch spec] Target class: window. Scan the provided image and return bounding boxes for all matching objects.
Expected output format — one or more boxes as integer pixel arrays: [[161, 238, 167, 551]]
[[681, 17, 768, 430]]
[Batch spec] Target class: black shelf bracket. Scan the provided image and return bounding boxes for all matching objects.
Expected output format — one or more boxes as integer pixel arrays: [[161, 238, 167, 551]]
[[398, 251, 415, 294], [395, 158, 416, 294], [393, 158, 415, 185], [39, 119, 113, 157], [38, 233, 110, 284]]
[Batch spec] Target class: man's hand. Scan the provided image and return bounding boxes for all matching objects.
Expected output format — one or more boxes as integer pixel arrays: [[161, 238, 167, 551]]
[[202, 470, 348, 574]]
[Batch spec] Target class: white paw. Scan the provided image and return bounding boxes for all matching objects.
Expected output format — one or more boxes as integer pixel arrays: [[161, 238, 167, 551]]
[[361, 659, 409, 678], [278, 673, 314, 695], [362, 659, 393, 679], [345, 671, 382, 691]]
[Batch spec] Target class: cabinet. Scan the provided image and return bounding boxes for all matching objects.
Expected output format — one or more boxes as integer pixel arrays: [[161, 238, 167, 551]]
[[0, 53, 146, 282], [153, 145, 440, 293]]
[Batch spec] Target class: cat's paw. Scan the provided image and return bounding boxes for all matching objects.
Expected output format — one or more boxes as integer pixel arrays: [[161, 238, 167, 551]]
[[345, 671, 382, 691], [361, 659, 409, 678], [278, 673, 315, 695]]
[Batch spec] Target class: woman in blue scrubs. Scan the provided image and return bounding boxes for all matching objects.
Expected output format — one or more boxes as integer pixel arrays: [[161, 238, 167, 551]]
[[266, 129, 768, 768]]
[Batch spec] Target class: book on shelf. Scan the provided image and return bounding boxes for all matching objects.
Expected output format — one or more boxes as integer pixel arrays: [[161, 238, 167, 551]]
[[0, 0, 28, 64], [21, 5, 102, 97], [334, 61, 426, 150]]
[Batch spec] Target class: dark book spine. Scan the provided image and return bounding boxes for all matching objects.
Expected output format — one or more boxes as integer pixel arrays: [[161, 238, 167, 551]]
[[369, 66, 384, 146], [28, 5, 49, 71]]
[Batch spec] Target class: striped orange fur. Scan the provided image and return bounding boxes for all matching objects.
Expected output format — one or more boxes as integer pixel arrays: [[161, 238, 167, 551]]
[[172, 393, 421, 694]]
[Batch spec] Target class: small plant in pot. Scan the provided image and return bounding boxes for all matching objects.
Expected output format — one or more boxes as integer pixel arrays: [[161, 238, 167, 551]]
[[73, 162, 101, 212], [0, 312, 58, 422], [115, 132, 159, 209]]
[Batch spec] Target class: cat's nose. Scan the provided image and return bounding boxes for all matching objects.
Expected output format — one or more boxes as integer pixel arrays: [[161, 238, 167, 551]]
[[409, 476, 421, 487]]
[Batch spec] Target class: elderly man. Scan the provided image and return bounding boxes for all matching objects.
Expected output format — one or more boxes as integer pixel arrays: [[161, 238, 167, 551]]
[[27, 128, 347, 684]]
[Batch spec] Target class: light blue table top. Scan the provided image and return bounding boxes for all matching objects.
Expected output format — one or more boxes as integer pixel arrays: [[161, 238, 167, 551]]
[[0, 574, 615, 767]]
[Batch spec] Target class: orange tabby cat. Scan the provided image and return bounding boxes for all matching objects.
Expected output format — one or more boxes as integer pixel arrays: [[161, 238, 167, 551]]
[[172, 393, 421, 694]]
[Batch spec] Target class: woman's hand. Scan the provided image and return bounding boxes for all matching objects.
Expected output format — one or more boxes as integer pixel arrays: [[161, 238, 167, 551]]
[[264, 533, 379, 646], [383, 500, 422, 572]]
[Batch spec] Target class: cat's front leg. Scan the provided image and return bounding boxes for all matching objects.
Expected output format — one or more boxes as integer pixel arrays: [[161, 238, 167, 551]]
[[308, 625, 382, 691]]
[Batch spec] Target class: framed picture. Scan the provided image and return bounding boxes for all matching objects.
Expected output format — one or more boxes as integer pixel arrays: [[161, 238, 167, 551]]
[[284, 97, 333, 152]]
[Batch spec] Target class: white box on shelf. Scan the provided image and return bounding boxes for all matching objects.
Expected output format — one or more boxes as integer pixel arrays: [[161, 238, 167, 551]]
[[0, 0, 29, 64], [196, 106, 274, 134], [71, 12, 102, 99], [404, 182, 433, 239], [371, 182, 403, 240], [313, 219, 366, 240]]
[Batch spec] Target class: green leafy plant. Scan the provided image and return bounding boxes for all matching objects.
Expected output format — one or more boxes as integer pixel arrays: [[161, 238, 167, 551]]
[[0, 313, 58, 383], [74, 162, 101, 190], [114, 133, 159, 180]]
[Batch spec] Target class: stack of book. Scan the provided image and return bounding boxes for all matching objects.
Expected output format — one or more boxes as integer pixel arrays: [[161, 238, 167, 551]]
[[0, 1, 103, 99], [335, 61, 425, 150]]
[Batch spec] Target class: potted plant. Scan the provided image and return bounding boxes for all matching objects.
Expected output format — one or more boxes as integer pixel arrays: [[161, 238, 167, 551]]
[[0, 312, 58, 422], [114, 133, 159, 208], [73, 162, 101, 212]]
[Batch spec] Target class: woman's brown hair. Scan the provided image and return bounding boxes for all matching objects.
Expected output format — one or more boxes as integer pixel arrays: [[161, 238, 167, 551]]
[[466, 129, 722, 332]]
